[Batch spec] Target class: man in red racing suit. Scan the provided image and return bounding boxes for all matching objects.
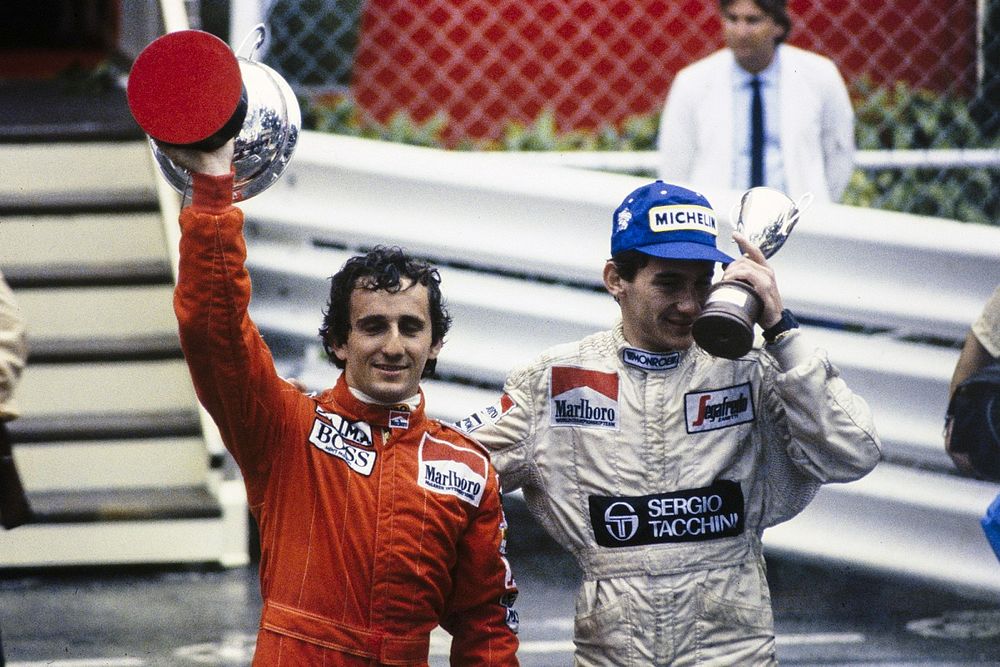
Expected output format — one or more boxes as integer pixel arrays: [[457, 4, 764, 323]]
[[171, 143, 519, 666]]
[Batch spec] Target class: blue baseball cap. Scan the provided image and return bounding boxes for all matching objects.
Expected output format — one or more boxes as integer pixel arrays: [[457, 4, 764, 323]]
[[611, 180, 734, 264]]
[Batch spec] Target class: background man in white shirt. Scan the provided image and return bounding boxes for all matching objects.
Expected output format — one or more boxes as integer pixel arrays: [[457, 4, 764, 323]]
[[657, 0, 855, 203]]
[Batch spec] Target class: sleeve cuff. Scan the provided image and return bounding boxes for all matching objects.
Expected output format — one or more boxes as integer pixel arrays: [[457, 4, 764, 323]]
[[192, 172, 235, 213], [765, 328, 812, 371]]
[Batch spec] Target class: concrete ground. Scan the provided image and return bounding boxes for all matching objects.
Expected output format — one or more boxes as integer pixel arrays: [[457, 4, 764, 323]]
[[2, 502, 999, 666]]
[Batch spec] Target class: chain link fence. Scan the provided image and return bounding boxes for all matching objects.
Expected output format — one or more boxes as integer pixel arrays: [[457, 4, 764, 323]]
[[257, 0, 1000, 224]]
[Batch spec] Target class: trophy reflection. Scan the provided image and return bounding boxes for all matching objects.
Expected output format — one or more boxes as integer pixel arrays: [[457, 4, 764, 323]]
[[692, 187, 811, 359], [127, 25, 300, 201]]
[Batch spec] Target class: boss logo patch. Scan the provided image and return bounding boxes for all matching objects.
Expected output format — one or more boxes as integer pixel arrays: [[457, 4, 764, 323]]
[[685, 382, 755, 433], [550, 366, 619, 430], [418, 434, 488, 507], [309, 407, 376, 476], [588, 480, 745, 548]]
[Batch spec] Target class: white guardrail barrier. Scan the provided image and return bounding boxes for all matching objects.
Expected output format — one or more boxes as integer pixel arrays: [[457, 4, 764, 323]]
[[240, 131, 1000, 598]]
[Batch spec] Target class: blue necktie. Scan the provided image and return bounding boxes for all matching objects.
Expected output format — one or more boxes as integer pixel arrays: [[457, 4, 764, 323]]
[[750, 76, 764, 187]]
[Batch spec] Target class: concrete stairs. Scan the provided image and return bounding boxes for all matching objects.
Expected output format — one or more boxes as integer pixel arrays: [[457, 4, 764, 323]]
[[0, 85, 247, 568]]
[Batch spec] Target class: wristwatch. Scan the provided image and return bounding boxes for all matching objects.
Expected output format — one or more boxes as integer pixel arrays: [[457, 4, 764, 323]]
[[762, 309, 799, 344]]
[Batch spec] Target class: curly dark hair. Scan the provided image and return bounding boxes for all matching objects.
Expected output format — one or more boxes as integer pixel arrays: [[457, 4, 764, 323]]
[[720, 0, 791, 43], [318, 246, 452, 377]]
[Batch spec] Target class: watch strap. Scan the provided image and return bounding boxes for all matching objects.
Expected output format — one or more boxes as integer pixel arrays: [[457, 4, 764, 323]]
[[762, 309, 799, 343]]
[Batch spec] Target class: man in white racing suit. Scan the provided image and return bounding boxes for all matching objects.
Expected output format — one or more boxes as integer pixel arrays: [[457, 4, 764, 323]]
[[458, 181, 881, 665]]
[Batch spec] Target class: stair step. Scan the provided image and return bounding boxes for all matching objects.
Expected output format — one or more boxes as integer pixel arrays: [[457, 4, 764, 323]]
[[17, 359, 199, 423], [0, 211, 171, 283], [16, 284, 180, 362], [25, 485, 222, 524], [13, 436, 214, 492], [8, 410, 201, 444], [0, 481, 250, 569], [0, 79, 143, 143], [0, 141, 157, 208]]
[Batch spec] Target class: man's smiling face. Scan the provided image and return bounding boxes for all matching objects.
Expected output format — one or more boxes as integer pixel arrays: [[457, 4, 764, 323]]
[[606, 257, 715, 352], [333, 278, 442, 404]]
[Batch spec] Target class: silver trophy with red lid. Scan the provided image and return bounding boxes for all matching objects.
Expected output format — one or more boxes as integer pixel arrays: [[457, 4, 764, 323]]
[[127, 25, 299, 201]]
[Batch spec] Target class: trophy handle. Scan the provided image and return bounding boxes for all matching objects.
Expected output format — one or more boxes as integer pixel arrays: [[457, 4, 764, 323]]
[[729, 200, 743, 234], [787, 191, 814, 227], [236, 23, 266, 61]]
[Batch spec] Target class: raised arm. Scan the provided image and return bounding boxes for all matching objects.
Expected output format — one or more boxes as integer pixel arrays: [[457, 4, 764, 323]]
[[167, 140, 306, 494]]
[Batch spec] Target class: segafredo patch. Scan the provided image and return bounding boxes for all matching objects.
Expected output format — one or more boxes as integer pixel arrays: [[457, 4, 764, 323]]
[[454, 393, 516, 434], [684, 382, 755, 433], [622, 347, 680, 371], [648, 204, 718, 235], [588, 480, 745, 547], [549, 366, 619, 430], [309, 406, 376, 476], [418, 433, 488, 507]]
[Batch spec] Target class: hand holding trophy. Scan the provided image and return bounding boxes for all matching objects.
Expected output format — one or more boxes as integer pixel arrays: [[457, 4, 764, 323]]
[[692, 187, 811, 359], [126, 25, 299, 200]]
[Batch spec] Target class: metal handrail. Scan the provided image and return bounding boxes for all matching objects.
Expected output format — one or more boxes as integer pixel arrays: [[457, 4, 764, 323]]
[[477, 148, 1000, 173]]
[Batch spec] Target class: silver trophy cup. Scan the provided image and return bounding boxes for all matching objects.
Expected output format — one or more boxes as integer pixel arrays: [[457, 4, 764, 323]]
[[692, 187, 811, 359], [148, 25, 300, 201]]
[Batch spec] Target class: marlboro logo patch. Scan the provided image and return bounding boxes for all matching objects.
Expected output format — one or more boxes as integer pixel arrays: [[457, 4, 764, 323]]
[[549, 366, 619, 430], [418, 434, 488, 507], [388, 410, 410, 429]]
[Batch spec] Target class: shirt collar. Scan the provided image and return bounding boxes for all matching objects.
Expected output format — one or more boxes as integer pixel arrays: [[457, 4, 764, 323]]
[[732, 47, 781, 87], [348, 386, 421, 410], [331, 376, 426, 429]]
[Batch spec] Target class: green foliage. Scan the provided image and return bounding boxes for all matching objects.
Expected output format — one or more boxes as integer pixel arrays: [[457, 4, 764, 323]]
[[496, 109, 658, 152], [302, 93, 447, 147], [845, 77, 1000, 224], [301, 94, 659, 152], [300, 83, 998, 225]]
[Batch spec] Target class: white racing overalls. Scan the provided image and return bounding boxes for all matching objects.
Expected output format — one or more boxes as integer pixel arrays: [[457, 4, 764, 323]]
[[459, 323, 880, 666]]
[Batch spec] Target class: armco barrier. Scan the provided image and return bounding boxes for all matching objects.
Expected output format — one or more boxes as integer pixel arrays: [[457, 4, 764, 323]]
[[240, 131, 1000, 598]]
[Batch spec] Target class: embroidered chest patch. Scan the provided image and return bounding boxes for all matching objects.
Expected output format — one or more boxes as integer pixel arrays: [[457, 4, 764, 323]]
[[308, 406, 376, 476], [588, 480, 745, 547], [684, 382, 755, 433], [621, 347, 680, 371], [417, 434, 488, 507], [388, 409, 410, 429], [549, 366, 619, 430], [454, 393, 516, 434]]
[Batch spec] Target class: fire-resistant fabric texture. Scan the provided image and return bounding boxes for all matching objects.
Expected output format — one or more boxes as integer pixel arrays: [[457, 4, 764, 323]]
[[174, 172, 519, 666], [460, 324, 880, 666]]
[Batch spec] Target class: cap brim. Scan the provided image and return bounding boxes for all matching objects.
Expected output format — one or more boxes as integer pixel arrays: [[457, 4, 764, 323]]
[[636, 242, 734, 264]]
